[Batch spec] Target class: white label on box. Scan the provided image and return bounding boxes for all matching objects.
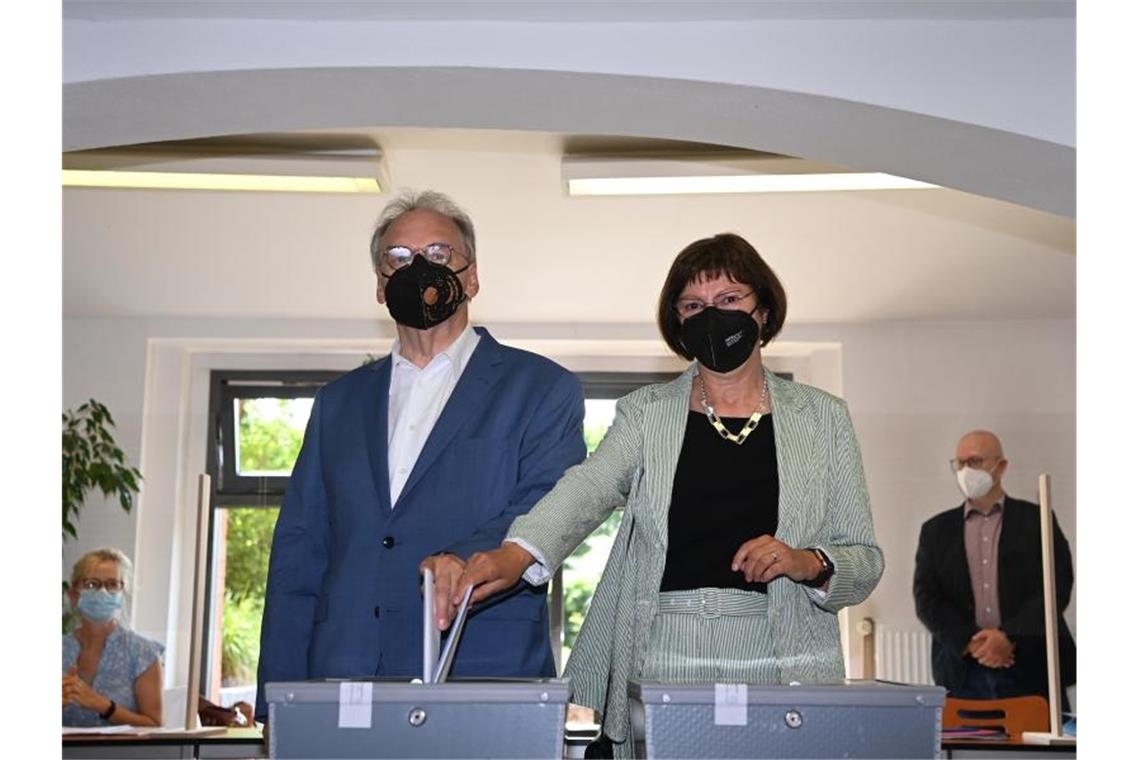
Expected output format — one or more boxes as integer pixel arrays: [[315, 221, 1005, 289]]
[[714, 683, 748, 726], [338, 681, 373, 728]]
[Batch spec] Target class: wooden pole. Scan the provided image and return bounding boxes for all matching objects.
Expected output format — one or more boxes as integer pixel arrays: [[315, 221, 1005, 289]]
[[185, 474, 211, 730], [1022, 473, 1075, 746]]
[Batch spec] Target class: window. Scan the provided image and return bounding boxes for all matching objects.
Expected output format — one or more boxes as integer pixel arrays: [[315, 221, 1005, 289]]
[[555, 373, 675, 666], [202, 371, 341, 708], [200, 368, 696, 704]]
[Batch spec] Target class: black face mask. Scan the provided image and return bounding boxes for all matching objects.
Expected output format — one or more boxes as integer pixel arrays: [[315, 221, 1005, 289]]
[[680, 306, 760, 373], [383, 256, 470, 329]]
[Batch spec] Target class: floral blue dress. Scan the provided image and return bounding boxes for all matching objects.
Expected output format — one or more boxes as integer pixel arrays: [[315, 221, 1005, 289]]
[[62, 627, 164, 726]]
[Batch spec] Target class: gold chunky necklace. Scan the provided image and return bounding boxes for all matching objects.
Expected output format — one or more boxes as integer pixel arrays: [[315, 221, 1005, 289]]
[[697, 374, 770, 445]]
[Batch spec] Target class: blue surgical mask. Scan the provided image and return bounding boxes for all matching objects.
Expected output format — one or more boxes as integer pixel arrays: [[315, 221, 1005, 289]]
[[76, 589, 123, 623]]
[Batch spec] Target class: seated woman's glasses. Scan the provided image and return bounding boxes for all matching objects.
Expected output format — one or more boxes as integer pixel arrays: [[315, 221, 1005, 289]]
[[79, 578, 124, 592]]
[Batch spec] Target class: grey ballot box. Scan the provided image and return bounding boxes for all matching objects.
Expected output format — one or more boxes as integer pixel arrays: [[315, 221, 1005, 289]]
[[266, 679, 569, 759], [628, 679, 945, 759]]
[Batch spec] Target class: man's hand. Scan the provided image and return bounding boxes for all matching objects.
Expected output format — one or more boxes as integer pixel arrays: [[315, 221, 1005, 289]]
[[455, 543, 536, 607], [968, 628, 1015, 668], [419, 553, 466, 631], [731, 535, 820, 584]]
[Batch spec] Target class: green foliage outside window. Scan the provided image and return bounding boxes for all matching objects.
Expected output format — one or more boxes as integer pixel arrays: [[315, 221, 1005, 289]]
[[221, 507, 279, 685], [560, 419, 622, 655], [221, 398, 305, 686], [583, 421, 609, 457], [237, 398, 307, 475]]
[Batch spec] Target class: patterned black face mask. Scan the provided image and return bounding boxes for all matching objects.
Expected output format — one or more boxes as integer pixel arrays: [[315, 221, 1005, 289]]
[[680, 305, 760, 373], [383, 256, 470, 329]]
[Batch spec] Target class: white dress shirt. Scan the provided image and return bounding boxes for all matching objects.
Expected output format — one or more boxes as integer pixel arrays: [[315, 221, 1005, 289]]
[[387, 325, 481, 506]]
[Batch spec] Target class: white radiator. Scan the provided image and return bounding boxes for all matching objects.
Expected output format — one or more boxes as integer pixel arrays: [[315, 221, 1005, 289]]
[[875, 627, 935, 685]]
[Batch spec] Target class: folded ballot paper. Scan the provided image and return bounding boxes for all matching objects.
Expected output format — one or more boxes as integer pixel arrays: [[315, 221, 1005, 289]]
[[420, 567, 474, 684]]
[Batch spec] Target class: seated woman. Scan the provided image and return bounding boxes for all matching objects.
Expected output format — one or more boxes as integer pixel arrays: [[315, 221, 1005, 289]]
[[62, 547, 163, 727], [432, 233, 884, 757]]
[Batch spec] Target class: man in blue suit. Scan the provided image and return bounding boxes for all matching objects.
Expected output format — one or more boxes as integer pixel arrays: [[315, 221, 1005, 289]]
[[255, 190, 586, 720]]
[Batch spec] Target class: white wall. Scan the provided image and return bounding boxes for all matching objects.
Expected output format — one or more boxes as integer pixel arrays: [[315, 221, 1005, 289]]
[[783, 319, 1077, 638], [63, 314, 1076, 683]]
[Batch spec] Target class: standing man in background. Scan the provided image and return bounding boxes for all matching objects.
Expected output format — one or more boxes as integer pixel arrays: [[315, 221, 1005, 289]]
[[913, 430, 1075, 709], [255, 189, 586, 720]]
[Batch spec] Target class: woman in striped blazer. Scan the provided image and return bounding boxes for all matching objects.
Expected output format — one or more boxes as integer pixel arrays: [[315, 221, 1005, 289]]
[[446, 233, 884, 756]]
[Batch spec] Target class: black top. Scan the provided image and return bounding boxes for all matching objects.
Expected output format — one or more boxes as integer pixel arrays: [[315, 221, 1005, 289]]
[[660, 410, 780, 593]]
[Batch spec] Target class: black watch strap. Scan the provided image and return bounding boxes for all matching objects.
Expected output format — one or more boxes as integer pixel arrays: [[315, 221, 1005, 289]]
[[804, 548, 835, 588], [100, 699, 117, 720]]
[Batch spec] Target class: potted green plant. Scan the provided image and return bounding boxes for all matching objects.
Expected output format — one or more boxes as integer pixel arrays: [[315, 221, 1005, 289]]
[[62, 400, 142, 632], [62, 399, 142, 541]]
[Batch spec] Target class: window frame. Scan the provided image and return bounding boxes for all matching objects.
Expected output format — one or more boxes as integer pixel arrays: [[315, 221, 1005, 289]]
[[207, 370, 343, 506], [547, 372, 677, 666], [201, 369, 343, 699]]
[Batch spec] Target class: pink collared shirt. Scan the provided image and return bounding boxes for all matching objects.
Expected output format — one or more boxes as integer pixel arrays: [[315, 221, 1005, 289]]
[[963, 497, 1004, 629]]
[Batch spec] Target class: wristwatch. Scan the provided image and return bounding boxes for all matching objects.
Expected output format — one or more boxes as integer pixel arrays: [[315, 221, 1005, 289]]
[[804, 548, 835, 588], [100, 699, 117, 720]]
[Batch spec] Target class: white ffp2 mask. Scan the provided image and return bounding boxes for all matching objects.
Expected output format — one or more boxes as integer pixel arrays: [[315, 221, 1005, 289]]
[[956, 467, 994, 500]]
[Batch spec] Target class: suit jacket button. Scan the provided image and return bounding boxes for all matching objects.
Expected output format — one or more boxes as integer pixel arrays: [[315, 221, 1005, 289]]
[[381, 536, 395, 549]]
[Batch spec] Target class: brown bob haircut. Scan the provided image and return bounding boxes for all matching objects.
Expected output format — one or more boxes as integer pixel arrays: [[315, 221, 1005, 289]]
[[657, 232, 787, 359]]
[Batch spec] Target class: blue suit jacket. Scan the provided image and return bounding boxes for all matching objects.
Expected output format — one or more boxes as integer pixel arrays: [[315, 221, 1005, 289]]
[[255, 327, 585, 718]]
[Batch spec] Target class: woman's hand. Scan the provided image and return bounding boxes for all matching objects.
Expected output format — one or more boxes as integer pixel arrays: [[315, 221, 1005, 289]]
[[732, 535, 821, 584], [62, 666, 110, 713], [62, 671, 75, 707], [456, 543, 536, 607]]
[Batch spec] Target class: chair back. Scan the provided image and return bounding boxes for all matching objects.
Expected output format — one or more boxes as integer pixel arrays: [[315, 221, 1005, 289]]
[[943, 696, 1049, 739]]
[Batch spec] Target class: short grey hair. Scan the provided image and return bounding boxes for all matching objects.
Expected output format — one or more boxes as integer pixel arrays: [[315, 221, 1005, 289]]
[[369, 189, 477, 272]]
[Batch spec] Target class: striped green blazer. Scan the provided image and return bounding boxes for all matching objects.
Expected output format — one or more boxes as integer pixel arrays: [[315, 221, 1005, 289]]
[[508, 365, 884, 745]]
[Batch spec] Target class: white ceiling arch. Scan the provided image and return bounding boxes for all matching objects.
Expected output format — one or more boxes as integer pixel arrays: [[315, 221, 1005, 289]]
[[65, 66, 1073, 217]]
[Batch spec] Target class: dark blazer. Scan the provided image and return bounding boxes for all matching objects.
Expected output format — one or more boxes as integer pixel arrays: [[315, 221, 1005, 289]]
[[255, 328, 586, 718], [913, 496, 1076, 699]]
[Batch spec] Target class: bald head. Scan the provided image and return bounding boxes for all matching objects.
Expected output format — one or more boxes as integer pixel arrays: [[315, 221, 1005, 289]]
[[956, 430, 1004, 461], [953, 430, 1008, 503]]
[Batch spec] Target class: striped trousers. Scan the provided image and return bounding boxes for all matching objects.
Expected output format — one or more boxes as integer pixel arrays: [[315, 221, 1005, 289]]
[[639, 587, 780, 683]]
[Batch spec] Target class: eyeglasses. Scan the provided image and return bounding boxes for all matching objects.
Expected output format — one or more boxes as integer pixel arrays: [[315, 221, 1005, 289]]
[[949, 456, 993, 473], [675, 290, 753, 318], [79, 578, 124, 592], [382, 243, 460, 272]]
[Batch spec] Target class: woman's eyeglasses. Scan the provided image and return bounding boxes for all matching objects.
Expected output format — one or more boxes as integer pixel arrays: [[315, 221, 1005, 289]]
[[675, 290, 753, 317], [79, 578, 124, 592]]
